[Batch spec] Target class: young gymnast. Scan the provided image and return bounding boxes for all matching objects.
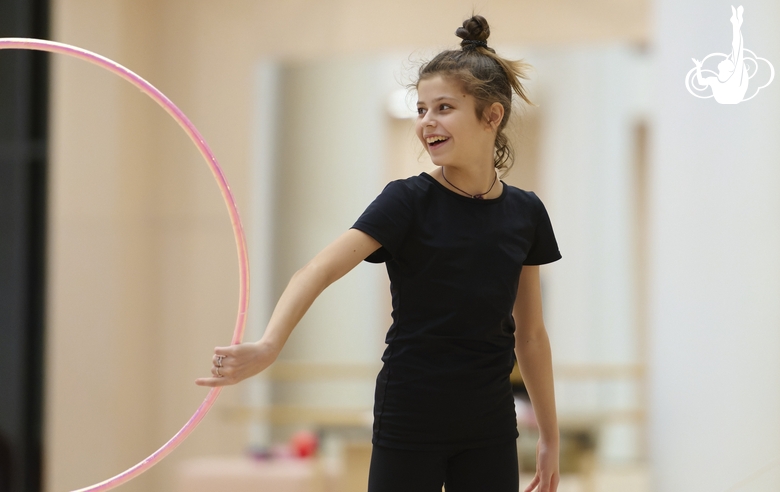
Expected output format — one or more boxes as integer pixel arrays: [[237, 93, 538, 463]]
[[197, 15, 561, 492]]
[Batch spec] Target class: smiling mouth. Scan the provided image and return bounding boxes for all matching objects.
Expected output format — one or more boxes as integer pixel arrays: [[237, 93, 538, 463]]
[[426, 136, 449, 148]]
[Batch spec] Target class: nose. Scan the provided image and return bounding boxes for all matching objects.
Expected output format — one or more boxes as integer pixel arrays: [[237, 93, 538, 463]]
[[420, 111, 436, 128]]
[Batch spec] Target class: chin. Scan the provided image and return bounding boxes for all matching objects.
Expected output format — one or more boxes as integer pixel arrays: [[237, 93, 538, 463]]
[[427, 155, 450, 167]]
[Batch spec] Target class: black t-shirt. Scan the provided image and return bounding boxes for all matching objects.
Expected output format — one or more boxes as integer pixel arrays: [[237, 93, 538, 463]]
[[351, 172, 561, 450]]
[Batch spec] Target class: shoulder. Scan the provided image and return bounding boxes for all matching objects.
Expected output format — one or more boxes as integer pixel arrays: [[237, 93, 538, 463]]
[[385, 173, 434, 192], [503, 183, 545, 210], [358, 174, 433, 219], [377, 173, 435, 201]]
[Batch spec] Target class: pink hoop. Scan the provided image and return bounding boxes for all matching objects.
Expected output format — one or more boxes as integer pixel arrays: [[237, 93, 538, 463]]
[[0, 38, 249, 491]]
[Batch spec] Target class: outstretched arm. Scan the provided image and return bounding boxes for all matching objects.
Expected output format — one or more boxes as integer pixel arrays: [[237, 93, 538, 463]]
[[196, 228, 381, 387], [514, 266, 560, 492]]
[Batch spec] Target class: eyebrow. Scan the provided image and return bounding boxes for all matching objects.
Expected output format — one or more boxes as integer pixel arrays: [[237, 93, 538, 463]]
[[417, 96, 458, 105]]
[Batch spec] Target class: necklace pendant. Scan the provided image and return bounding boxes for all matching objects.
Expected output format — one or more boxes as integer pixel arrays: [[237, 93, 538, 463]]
[[440, 168, 496, 200]]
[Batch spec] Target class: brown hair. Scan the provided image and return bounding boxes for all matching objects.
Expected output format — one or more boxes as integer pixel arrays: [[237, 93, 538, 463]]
[[415, 15, 536, 176]]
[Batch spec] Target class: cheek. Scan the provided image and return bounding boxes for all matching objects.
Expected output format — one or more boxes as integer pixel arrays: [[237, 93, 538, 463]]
[[414, 121, 426, 144]]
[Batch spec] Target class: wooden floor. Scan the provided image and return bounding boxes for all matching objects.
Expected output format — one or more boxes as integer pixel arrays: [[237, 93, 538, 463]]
[[521, 465, 650, 492]]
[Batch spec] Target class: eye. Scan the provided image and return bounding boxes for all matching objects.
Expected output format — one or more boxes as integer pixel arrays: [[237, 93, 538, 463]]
[[439, 104, 452, 111], [417, 107, 427, 116]]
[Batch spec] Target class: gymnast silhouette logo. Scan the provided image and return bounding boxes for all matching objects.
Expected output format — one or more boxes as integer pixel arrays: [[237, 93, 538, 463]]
[[686, 5, 774, 104]]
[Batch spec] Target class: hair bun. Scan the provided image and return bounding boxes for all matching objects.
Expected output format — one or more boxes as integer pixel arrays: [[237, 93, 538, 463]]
[[455, 15, 491, 44]]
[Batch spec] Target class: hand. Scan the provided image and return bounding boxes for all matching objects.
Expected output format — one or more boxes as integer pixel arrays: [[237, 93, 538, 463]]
[[523, 438, 560, 492], [195, 339, 279, 387]]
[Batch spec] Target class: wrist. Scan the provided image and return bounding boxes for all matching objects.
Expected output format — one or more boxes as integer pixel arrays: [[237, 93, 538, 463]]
[[255, 337, 282, 360], [538, 430, 560, 448]]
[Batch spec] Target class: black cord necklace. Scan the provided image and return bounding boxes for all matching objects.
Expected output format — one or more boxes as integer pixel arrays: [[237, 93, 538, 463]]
[[441, 168, 498, 199]]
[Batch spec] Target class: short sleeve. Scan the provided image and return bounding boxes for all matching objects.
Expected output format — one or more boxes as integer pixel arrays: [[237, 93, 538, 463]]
[[523, 193, 562, 265], [350, 180, 414, 263]]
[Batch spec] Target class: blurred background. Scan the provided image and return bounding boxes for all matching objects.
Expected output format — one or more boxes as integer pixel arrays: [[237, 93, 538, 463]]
[[1, 1, 779, 491]]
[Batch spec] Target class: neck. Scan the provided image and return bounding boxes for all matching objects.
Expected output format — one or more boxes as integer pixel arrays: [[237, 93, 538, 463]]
[[438, 166, 500, 199]]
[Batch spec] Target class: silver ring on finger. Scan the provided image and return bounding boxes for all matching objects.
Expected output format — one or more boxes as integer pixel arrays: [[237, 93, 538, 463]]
[[215, 366, 222, 377], [216, 355, 225, 368]]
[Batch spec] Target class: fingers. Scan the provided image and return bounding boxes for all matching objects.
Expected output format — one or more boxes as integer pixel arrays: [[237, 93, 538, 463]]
[[523, 474, 540, 492], [195, 376, 231, 387], [539, 474, 551, 492], [210, 351, 238, 378], [524, 472, 558, 492], [214, 345, 232, 357], [198, 343, 259, 386], [196, 346, 236, 386], [198, 341, 277, 388], [196, 355, 237, 386]]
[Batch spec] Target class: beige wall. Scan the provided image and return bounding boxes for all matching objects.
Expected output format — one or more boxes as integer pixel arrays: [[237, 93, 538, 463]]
[[45, 1, 648, 491]]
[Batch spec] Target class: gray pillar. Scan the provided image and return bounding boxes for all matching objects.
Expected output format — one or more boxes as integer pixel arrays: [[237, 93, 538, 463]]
[[649, 1, 780, 490], [246, 61, 282, 449], [529, 44, 650, 465], [270, 58, 397, 433]]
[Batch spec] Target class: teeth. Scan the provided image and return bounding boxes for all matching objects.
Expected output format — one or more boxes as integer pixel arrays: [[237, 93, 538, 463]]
[[426, 136, 448, 144]]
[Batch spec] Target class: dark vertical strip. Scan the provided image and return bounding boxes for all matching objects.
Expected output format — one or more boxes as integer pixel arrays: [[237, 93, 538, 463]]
[[0, 0, 49, 491], [24, 3, 49, 490]]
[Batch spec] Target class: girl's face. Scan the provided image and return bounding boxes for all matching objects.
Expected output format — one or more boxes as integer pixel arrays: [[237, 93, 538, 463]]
[[415, 75, 497, 169]]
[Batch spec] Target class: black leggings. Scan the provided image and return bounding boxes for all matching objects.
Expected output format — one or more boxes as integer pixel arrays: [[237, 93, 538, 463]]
[[367, 440, 519, 492]]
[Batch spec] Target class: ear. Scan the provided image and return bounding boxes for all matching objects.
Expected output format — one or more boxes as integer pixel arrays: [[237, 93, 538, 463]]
[[484, 102, 505, 131]]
